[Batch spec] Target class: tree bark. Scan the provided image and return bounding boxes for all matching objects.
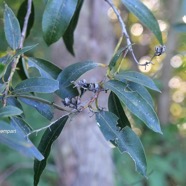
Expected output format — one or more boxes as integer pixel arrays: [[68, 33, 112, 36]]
[[157, 0, 180, 124], [51, 1, 115, 186]]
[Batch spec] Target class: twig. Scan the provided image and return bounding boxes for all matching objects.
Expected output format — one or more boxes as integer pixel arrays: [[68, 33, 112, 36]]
[[26, 114, 69, 137], [7, 94, 71, 112], [3, 0, 33, 106], [104, 0, 139, 64], [19, 0, 32, 48]]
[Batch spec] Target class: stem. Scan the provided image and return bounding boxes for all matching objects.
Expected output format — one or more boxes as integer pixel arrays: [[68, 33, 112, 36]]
[[3, 0, 33, 106], [26, 114, 69, 137], [104, 0, 139, 64], [20, 0, 32, 48], [7, 94, 71, 112]]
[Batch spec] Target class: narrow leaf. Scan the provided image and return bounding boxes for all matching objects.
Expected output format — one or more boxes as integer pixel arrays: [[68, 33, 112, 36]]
[[128, 82, 154, 106], [17, 0, 34, 38], [104, 80, 162, 133], [42, 0, 78, 45], [57, 61, 100, 98], [108, 92, 130, 129], [96, 111, 147, 176], [0, 120, 44, 161], [19, 97, 53, 120], [15, 44, 38, 57], [4, 3, 21, 49], [0, 105, 22, 118], [14, 78, 59, 94], [63, 0, 84, 55], [34, 115, 69, 186], [115, 71, 161, 92], [27, 57, 61, 79], [121, 0, 163, 44], [0, 64, 7, 78]]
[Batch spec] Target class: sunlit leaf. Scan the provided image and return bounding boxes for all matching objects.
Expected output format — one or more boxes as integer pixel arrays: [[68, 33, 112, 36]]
[[17, 0, 34, 38], [63, 0, 84, 55], [57, 61, 100, 98], [0, 120, 44, 161], [27, 57, 61, 79], [19, 97, 53, 120], [121, 0, 163, 44], [0, 105, 22, 118], [104, 80, 162, 133], [4, 3, 21, 49], [115, 71, 161, 92], [14, 78, 59, 94], [42, 0, 78, 45], [108, 92, 130, 129], [96, 111, 147, 176], [34, 115, 69, 186]]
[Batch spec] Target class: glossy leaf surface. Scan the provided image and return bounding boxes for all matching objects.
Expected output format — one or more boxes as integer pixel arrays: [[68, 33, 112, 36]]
[[42, 0, 78, 45], [4, 3, 21, 49], [27, 57, 61, 79], [104, 80, 162, 133], [57, 61, 100, 98], [0, 106, 22, 118], [14, 78, 59, 94], [96, 111, 147, 176], [115, 71, 161, 92]]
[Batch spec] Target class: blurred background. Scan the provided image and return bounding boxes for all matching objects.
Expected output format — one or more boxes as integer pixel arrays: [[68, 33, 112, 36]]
[[0, 0, 186, 185]]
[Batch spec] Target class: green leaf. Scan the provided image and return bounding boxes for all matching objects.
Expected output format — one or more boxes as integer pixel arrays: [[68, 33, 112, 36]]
[[17, 0, 34, 38], [115, 71, 161, 92], [63, 0, 84, 55], [0, 63, 7, 78], [108, 46, 130, 76], [128, 82, 154, 106], [0, 105, 22, 118], [121, 0, 163, 44], [96, 111, 147, 176], [4, 3, 21, 49], [14, 44, 38, 57], [0, 83, 6, 93], [104, 80, 162, 133], [34, 115, 69, 186], [0, 120, 44, 161], [57, 61, 100, 98], [42, 0, 78, 45], [19, 97, 53, 120], [14, 78, 59, 94], [108, 92, 130, 129], [27, 57, 61, 79]]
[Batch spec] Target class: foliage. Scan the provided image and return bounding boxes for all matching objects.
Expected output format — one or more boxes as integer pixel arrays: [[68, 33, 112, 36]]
[[0, 0, 165, 185]]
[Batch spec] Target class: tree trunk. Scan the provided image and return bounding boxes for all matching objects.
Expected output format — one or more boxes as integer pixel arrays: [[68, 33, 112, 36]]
[[51, 1, 115, 186], [157, 0, 180, 124]]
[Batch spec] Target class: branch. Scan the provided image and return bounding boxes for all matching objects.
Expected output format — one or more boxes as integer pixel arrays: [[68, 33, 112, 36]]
[[7, 94, 71, 112], [19, 0, 32, 48], [104, 0, 139, 64], [3, 0, 33, 106], [26, 114, 69, 137]]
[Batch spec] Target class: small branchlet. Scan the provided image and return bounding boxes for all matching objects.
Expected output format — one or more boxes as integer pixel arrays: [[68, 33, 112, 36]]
[[139, 45, 166, 69]]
